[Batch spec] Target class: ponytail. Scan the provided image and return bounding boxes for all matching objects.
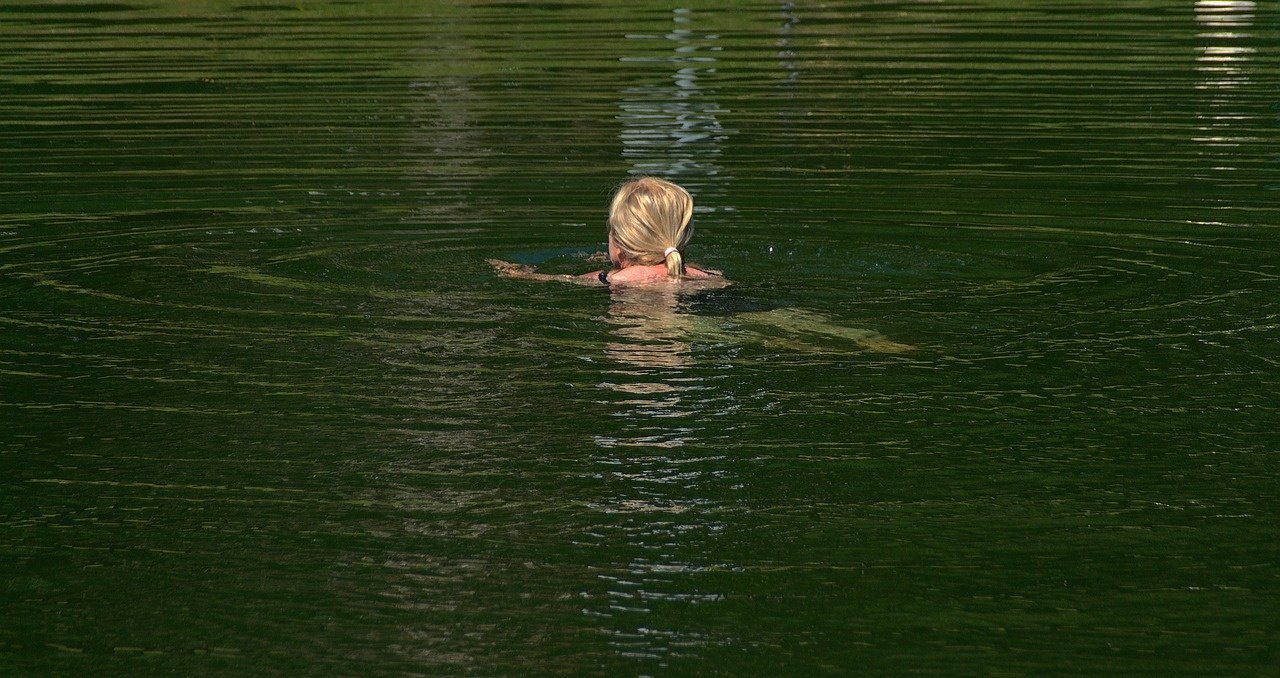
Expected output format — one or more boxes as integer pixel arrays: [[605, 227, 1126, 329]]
[[663, 246, 683, 278]]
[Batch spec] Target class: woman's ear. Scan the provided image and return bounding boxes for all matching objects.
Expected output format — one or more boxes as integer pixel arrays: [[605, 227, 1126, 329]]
[[608, 234, 626, 268]]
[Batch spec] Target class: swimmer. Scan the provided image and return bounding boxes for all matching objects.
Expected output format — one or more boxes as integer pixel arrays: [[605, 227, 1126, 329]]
[[489, 176, 726, 287]]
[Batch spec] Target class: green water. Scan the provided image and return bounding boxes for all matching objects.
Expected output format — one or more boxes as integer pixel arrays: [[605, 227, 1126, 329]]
[[2, 1, 1278, 673]]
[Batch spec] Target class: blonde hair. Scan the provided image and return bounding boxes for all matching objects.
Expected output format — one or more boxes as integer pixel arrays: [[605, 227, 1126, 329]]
[[608, 176, 694, 278]]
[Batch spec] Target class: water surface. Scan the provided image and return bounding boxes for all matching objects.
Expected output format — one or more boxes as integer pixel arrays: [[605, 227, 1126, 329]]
[[2, 1, 1278, 673]]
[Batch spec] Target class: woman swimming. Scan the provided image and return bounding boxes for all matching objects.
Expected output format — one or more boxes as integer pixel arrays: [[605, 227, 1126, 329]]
[[489, 176, 725, 286], [489, 177, 911, 352]]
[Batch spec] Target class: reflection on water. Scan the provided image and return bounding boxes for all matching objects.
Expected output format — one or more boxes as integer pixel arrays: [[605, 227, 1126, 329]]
[[584, 285, 911, 661], [1193, 0, 1257, 159], [775, 2, 801, 89], [619, 8, 728, 183], [405, 6, 483, 225], [606, 288, 696, 373], [595, 287, 724, 449], [588, 286, 729, 662], [406, 73, 483, 222]]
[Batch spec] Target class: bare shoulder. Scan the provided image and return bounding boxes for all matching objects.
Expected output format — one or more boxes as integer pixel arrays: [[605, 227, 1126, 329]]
[[683, 265, 731, 288], [684, 265, 723, 279]]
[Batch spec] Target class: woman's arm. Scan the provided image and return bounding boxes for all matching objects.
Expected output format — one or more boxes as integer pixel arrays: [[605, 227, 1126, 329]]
[[488, 259, 605, 286]]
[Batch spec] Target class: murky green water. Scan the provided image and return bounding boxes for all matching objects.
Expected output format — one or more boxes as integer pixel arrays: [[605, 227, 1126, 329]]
[[3, 1, 1278, 673]]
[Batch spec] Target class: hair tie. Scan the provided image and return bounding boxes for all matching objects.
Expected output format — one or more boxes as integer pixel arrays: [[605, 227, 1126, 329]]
[[663, 247, 678, 259]]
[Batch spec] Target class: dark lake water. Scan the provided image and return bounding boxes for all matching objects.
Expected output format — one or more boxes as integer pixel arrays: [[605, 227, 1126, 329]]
[[2, 1, 1278, 673]]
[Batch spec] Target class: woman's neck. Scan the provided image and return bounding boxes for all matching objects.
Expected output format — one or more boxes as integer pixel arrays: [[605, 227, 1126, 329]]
[[612, 262, 677, 281]]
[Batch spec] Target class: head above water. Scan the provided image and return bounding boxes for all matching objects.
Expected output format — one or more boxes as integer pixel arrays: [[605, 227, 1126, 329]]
[[607, 176, 694, 278]]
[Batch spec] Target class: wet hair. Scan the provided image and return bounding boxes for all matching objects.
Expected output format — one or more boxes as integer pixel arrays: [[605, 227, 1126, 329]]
[[607, 176, 694, 278]]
